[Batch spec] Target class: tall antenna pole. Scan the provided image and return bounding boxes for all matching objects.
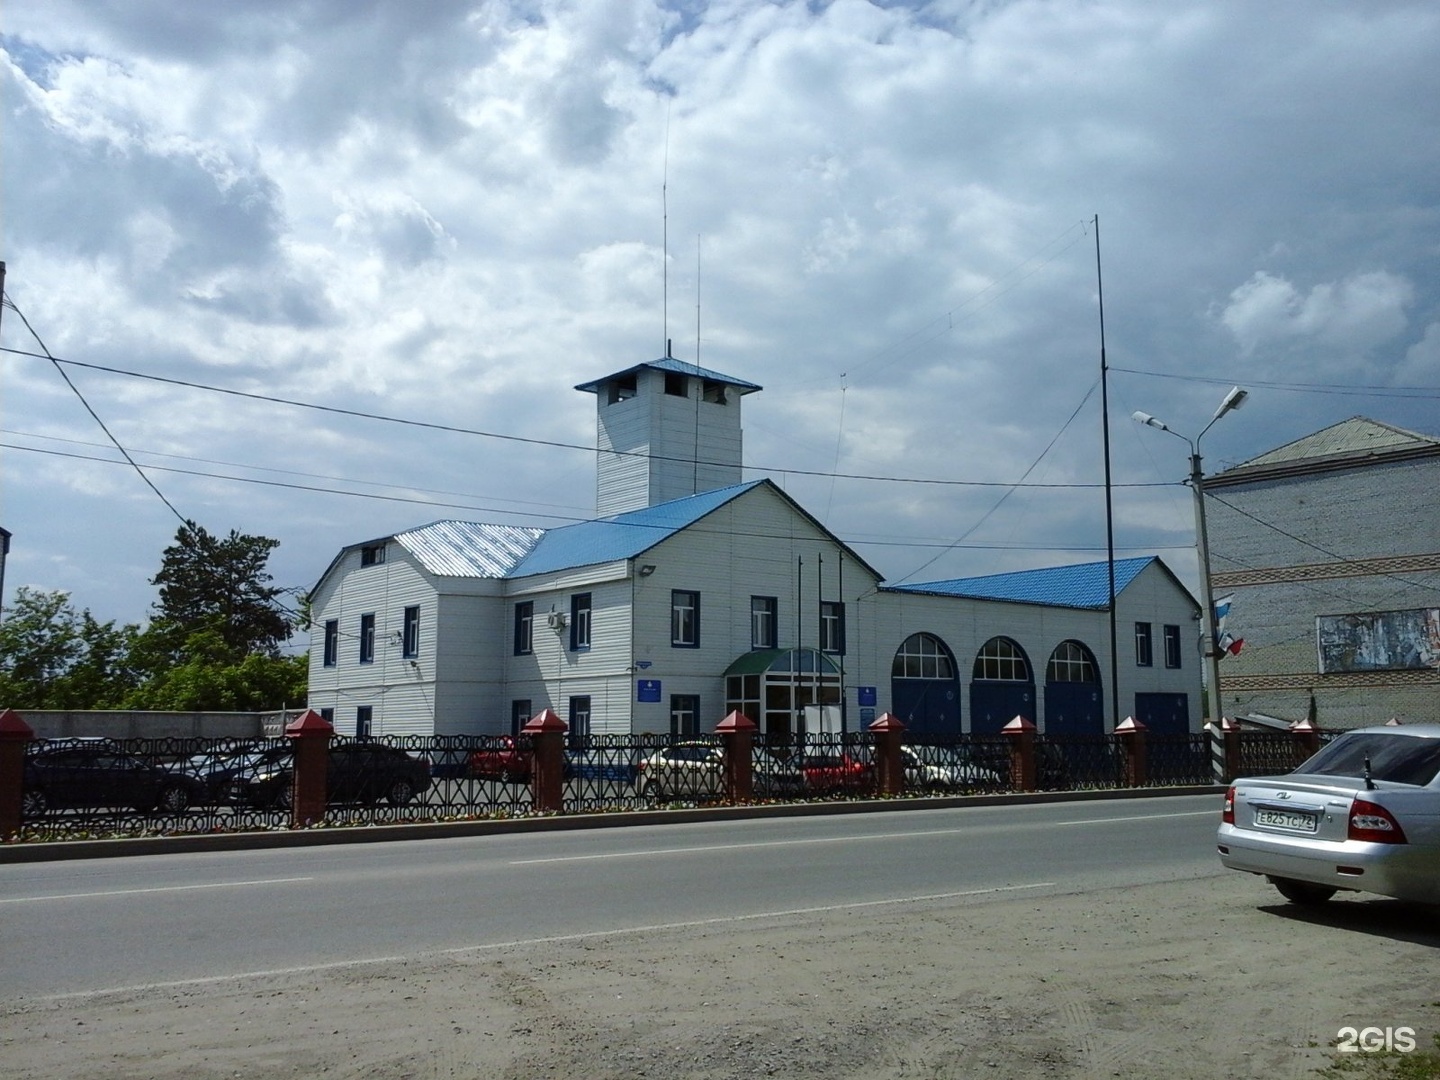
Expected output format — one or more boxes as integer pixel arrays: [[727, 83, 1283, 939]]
[[1095, 215, 1121, 730], [662, 102, 672, 358], [693, 235, 702, 492]]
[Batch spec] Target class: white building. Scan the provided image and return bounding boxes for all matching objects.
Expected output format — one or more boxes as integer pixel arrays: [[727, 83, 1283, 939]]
[[307, 357, 1200, 739]]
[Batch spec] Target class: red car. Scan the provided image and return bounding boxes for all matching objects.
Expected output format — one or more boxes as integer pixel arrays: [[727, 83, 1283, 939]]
[[801, 752, 874, 795], [468, 738, 530, 783]]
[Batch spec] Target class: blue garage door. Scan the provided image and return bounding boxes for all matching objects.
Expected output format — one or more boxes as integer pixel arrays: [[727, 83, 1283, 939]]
[[1044, 640, 1104, 737], [890, 633, 962, 737], [1134, 692, 1190, 736], [969, 637, 1035, 735]]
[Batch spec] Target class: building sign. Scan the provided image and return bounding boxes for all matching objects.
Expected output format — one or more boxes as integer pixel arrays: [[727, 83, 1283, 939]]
[[1317, 608, 1440, 674], [857, 686, 877, 707], [636, 679, 662, 703]]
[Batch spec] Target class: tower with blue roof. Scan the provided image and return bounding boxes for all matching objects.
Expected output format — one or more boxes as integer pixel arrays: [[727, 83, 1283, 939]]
[[576, 354, 762, 516]]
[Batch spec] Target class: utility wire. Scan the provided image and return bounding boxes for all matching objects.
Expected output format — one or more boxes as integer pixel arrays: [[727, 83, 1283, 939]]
[[1, 300, 188, 525], [1, 347, 1170, 490]]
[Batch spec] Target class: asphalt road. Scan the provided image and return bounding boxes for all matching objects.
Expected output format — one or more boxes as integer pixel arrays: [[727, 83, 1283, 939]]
[[0, 793, 1224, 999]]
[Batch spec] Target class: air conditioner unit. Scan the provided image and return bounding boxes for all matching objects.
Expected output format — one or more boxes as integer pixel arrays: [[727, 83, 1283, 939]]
[[546, 611, 568, 631]]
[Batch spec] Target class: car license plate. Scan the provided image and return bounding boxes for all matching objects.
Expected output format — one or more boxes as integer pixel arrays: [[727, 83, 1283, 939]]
[[1254, 808, 1318, 832]]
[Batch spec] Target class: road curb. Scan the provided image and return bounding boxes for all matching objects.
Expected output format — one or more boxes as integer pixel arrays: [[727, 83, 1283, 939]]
[[0, 785, 1224, 863]]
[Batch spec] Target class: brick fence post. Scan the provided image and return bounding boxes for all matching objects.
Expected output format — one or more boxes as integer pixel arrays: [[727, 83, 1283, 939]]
[[1114, 716, 1148, 788], [1002, 716, 1037, 792], [717, 711, 757, 802], [0, 709, 36, 839], [285, 709, 334, 827], [868, 713, 906, 797], [1221, 717, 1242, 782], [524, 709, 568, 814], [1289, 718, 1320, 767]]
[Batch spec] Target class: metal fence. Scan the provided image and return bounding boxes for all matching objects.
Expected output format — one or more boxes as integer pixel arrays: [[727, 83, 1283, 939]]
[[10, 727, 1240, 841]]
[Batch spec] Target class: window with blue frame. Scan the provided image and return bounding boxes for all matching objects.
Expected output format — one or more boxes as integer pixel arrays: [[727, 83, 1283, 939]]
[[1163, 624, 1182, 669], [1135, 622, 1153, 667], [819, 601, 846, 654], [570, 593, 592, 651], [402, 605, 420, 659], [514, 601, 534, 655], [323, 620, 338, 667], [671, 590, 700, 647], [751, 595, 777, 649], [359, 613, 376, 664]]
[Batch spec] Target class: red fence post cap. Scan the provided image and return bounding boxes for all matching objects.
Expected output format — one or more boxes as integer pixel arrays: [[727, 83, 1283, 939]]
[[522, 708, 568, 734], [715, 710, 757, 733], [1289, 718, 1317, 733], [0, 708, 35, 739], [1001, 715, 1036, 735], [1114, 716, 1147, 734], [867, 712, 906, 734], [285, 709, 335, 737]]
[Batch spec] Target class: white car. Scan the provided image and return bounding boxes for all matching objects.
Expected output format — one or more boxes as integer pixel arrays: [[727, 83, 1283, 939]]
[[900, 745, 1005, 793], [1217, 724, 1440, 905]]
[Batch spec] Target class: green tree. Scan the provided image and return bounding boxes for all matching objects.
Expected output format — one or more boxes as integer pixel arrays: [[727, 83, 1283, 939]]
[[131, 628, 307, 711], [148, 521, 295, 661], [0, 587, 142, 708]]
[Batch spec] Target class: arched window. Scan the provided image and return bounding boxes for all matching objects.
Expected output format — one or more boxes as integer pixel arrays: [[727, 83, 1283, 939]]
[[891, 633, 956, 680], [1047, 641, 1098, 684], [973, 637, 1029, 682]]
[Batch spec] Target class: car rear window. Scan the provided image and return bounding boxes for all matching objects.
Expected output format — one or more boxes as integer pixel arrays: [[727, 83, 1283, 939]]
[[1295, 732, 1440, 786]]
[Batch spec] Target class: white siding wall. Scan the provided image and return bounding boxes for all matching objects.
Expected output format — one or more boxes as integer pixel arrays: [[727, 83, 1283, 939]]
[[307, 542, 441, 737]]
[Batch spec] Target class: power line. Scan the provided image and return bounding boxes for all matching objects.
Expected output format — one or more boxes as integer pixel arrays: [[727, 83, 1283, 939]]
[[1111, 366, 1440, 400], [1, 302, 189, 525], [1, 347, 1172, 490]]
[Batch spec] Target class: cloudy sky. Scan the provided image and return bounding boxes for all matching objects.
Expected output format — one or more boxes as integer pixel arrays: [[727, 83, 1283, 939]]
[[3, 0, 1438, 640]]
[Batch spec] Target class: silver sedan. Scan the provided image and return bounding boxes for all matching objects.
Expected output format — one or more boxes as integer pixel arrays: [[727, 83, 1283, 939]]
[[1217, 723, 1440, 905]]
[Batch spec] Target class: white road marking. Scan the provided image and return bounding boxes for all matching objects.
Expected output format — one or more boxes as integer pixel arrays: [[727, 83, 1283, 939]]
[[510, 808, 1216, 863], [24, 881, 1057, 1001], [0, 876, 314, 904], [1055, 810, 1218, 826]]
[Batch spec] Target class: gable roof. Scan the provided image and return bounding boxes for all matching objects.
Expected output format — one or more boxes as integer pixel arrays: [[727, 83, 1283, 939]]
[[884, 555, 1182, 611], [393, 520, 544, 578], [507, 481, 766, 577], [574, 356, 763, 395], [1209, 417, 1440, 487]]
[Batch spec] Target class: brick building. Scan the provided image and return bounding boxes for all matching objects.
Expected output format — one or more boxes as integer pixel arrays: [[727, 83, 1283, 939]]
[[1204, 417, 1440, 727]]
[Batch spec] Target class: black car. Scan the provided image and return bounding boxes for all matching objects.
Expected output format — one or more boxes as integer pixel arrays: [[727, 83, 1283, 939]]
[[23, 743, 199, 815], [227, 743, 431, 809], [178, 745, 292, 804]]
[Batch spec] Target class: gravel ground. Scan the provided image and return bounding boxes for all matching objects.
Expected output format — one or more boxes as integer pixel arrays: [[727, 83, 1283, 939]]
[[4, 871, 1437, 1079]]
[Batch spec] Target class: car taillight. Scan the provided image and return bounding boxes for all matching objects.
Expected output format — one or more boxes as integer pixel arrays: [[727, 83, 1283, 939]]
[[1348, 799, 1407, 844], [1222, 786, 1235, 824]]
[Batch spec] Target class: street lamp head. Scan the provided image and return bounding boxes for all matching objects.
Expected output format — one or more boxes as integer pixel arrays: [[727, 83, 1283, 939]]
[[1213, 386, 1248, 421], [1131, 410, 1170, 432]]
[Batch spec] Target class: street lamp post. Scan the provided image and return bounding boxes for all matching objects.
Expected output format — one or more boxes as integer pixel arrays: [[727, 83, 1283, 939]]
[[1133, 386, 1248, 732]]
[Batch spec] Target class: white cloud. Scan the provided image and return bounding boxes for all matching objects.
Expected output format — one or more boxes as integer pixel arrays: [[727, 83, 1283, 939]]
[[2, 0, 1439, 626], [1218, 271, 1415, 355]]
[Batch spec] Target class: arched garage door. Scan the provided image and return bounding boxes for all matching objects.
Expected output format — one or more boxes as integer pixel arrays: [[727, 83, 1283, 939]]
[[1044, 640, 1104, 736], [890, 633, 962, 737], [969, 636, 1035, 735]]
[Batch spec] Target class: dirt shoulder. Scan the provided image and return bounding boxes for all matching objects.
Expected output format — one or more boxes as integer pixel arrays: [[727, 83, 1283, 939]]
[[4, 872, 1437, 1080]]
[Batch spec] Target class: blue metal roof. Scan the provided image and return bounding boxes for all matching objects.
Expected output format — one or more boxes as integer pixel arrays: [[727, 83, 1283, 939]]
[[574, 356, 762, 395], [507, 481, 766, 578], [886, 556, 1159, 610]]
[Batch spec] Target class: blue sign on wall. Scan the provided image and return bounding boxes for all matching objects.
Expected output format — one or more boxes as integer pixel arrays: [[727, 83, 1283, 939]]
[[637, 679, 662, 703], [857, 686, 877, 707]]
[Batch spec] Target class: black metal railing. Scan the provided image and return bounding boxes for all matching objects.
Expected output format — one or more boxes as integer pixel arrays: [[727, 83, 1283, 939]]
[[11, 726, 1245, 841]]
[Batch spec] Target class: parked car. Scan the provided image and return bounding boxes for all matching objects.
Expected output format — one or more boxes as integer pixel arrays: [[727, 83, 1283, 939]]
[[468, 737, 530, 783], [800, 751, 874, 795], [900, 746, 1005, 792], [23, 743, 200, 815], [635, 743, 804, 802], [177, 745, 291, 803], [1217, 723, 1440, 905], [227, 743, 432, 808]]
